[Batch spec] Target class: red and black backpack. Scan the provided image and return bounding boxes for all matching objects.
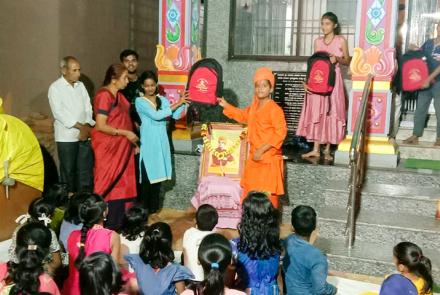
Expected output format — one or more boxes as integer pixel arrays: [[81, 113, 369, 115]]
[[186, 58, 223, 105], [401, 50, 429, 92], [306, 51, 336, 95]]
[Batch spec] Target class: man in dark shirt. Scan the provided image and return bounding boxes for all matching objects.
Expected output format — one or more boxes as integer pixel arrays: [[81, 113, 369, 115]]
[[403, 24, 440, 146], [120, 49, 141, 127]]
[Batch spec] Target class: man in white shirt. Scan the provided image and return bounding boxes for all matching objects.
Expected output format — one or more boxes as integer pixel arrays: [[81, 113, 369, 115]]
[[48, 56, 95, 193]]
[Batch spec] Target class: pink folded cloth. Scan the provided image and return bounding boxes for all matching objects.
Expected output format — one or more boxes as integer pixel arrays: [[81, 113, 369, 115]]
[[191, 175, 242, 229]]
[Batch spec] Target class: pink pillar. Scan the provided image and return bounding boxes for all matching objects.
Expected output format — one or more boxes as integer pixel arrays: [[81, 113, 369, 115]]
[[336, 0, 399, 167], [155, 0, 201, 109]]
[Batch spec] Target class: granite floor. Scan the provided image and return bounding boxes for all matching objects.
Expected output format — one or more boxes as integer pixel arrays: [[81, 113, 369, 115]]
[[149, 207, 385, 285]]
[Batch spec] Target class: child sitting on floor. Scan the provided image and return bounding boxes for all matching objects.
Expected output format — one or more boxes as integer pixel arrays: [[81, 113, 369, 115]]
[[230, 191, 282, 294], [283, 205, 336, 295], [120, 205, 148, 271], [42, 182, 70, 235], [183, 233, 245, 295], [0, 222, 61, 294], [79, 252, 124, 295], [183, 204, 219, 281], [9, 197, 62, 276], [63, 193, 122, 295], [389, 242, 433, 295], [125, 222, 194, 294], [59, 192, 88, 251]]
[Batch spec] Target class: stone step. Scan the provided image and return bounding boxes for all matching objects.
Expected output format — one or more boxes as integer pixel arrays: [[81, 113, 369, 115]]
[[322, 181, 439, 217], [401, 113, 437, 127], [396, 126, 438, 142], [397, 140, 440, 160], [315, 237, 440, 282], [317, 207, 440, 250]]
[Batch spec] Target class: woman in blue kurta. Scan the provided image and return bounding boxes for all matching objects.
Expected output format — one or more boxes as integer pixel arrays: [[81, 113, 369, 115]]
[[135, 71, 187, 213]]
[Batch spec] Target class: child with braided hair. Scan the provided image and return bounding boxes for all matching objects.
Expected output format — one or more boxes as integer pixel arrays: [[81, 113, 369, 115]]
[[63, 193, 121, 295]]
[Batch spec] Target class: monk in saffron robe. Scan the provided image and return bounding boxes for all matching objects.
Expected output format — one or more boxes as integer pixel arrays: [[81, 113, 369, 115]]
[[91, 64, 138, 229], [218, 67, 287, 208]]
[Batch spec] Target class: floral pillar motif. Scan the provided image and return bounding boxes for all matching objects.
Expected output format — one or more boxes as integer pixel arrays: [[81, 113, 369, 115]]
[[337, 0, 399, 159], [155, 0, 202, 107]]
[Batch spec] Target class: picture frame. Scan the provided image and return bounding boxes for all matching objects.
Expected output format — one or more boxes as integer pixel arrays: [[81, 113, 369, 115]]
[[199, 122, 248, 180]]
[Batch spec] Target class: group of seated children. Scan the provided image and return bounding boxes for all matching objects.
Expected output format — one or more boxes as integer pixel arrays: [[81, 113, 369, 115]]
[[0, 186, 433, 295]]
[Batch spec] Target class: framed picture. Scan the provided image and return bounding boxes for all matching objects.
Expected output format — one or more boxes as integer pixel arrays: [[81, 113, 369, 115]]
[[199, 123, 248, 180]]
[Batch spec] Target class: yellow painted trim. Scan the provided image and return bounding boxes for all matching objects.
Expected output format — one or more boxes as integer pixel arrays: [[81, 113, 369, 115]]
[[337, 136, 397, 154], [172, 128, 192, 140], [352, 81, 390, 91], [159, 75, 188, 83]]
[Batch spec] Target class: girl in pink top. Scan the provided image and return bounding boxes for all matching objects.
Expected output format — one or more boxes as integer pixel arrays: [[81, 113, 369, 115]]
[[183, 233, 245, 295], [63, 193, 121, 295], [0, 222, 60, 295], [297, 12, 350, 161]]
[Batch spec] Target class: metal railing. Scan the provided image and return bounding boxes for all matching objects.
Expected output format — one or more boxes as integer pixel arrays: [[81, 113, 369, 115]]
[[345, 73, 374, 249]]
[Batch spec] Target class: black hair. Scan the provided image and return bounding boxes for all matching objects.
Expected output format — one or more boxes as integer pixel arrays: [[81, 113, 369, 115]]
[[28, 197, 55, 225], [189, 233, 232, 295], [196, 204, 219, 231], [120, 205, 149, 241], [393, 242, 433, 294], [7, 222, 52, 295], [322, 12, 341, 35], [119, 49, 139, 62], [237, 191, 281, 259], [138, 70, 161, 110], [79, 252, 123, 295], [63, 192, 89, 225], [291, 205, 317, 237], [139, 222, 174, 269], [42, 182, 69, 208], [74, 193, 108, 269], [102, 63, 127, 86]]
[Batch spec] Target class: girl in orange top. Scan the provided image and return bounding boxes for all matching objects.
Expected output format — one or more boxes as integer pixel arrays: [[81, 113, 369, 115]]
[[218, 67, 287, 208]]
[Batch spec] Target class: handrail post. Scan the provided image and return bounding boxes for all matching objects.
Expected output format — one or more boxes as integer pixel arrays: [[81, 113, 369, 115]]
[[345, 74, 373, 249]]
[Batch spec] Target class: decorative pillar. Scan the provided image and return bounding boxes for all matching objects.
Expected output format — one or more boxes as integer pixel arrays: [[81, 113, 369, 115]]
[[155, 0, 202, 129], [335, 0, 399, 168]]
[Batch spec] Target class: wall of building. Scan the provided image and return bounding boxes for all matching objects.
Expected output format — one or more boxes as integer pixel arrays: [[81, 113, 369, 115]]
[[0, 0, 158, 117], [205, 0, 307, 107]]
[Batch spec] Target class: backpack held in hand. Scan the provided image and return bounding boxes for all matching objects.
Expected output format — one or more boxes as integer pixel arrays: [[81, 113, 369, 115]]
[[186, 58, 223, 105], [401, 50, 429, 92], [306, 51, 336, 95]]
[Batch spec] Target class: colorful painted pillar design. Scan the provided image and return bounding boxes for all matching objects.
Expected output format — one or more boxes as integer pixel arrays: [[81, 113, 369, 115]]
[[336, 0, 399, 166], [155, 0, 201, 109]]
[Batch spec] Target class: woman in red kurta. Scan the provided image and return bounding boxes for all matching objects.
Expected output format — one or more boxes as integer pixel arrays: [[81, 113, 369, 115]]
[[91, 63, 139, 229], [218, 67, 287, 208]]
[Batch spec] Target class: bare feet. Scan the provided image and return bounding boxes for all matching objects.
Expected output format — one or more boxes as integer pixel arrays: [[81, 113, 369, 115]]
[[323, 151, 333, 161], [301, 150, 320, 158], [403, 135, 419, 145]]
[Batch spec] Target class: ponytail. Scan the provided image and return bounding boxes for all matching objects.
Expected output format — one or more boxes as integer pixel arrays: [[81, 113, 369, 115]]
[[203, 263, 224, 295], [188, 264, 224, 295], [139, 222, 174, 269], [8, 223, 51, 295], [188, 233, 232, 295], [417, 255, 433, 294], [393, 242, 433, 294], [75, 224, 91, 269], [74, 193, 107, 270]]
